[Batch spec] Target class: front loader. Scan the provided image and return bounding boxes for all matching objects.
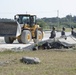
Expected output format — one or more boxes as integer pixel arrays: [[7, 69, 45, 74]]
[[0, 14, 44, 44]]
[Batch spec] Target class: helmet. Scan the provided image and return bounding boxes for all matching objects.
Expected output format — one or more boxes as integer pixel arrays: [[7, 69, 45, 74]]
[[62, 27, 65, 30], [71, 26, 74, 30], [52, 27, 55, 30]]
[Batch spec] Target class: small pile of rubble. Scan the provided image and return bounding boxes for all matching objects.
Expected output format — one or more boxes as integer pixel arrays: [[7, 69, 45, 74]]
[[20, 56, 41, 64]]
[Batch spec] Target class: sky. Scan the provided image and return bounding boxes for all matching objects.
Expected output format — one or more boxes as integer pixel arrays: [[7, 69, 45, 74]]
[[0, 0, 76, 19]]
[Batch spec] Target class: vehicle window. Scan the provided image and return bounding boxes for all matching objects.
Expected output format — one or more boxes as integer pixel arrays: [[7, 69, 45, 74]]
[[17, 16, 30, 24], [22, 17, 29, 24], [33, 16, 36, 23]]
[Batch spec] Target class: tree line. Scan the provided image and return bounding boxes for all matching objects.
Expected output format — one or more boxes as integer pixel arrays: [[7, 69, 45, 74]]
[[37, 15, 76, 30], [0, 14, 76, 30]]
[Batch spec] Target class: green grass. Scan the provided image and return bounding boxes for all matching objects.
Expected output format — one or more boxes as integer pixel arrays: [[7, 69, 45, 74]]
[[0, 50, 76, 75]]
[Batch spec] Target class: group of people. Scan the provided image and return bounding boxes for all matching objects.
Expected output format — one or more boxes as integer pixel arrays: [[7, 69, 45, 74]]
[[49, 27, 74, 38]]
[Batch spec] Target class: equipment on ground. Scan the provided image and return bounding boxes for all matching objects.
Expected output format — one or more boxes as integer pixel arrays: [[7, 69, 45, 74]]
[[0, 14, 44, 44]]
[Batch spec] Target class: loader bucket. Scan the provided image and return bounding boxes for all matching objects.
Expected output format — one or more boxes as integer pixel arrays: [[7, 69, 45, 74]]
[[0, 21, 18, 37]]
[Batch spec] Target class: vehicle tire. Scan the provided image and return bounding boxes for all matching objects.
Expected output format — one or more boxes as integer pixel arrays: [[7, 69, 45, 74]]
[[4, 36, 14, 44], [21, 30, 32, 44], [17, 36, 22, 43], [18, 39, 22, 43], [33, 30, 43, 43]]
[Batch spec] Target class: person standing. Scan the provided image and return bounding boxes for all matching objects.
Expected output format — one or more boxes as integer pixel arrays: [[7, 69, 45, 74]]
[[61, 27, 65, 36], [49, 27, 56, 38], [71, 27, 74, 35], [61, 27, 67, 39]]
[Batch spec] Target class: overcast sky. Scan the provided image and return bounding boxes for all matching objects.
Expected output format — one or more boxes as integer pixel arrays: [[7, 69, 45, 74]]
[[0, 0, 76, 19]]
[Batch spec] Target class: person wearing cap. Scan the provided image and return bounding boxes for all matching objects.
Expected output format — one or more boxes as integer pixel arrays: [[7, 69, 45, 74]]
[[49, 27, 56, 38]]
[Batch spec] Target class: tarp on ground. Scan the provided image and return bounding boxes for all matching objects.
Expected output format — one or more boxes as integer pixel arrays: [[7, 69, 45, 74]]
[[58, 35, 76, 47]]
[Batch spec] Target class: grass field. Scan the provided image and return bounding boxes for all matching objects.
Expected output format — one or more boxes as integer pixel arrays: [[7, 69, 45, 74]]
[[0, 50, 76, 75]]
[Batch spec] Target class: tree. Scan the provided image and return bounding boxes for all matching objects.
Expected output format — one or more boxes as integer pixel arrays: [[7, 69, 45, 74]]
[[37, 19, 47, 29]]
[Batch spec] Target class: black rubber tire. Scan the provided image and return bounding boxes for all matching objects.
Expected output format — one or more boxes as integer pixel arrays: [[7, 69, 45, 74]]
[[17, 36, 22, 43], [33, 30, 42, 43], [17, 39, 22, 43], [21, 30, 32, 44], [4, 36, 14, 44]]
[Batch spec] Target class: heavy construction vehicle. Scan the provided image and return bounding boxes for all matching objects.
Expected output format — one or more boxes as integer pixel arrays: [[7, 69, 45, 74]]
[[0, 14, 44, 44]]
